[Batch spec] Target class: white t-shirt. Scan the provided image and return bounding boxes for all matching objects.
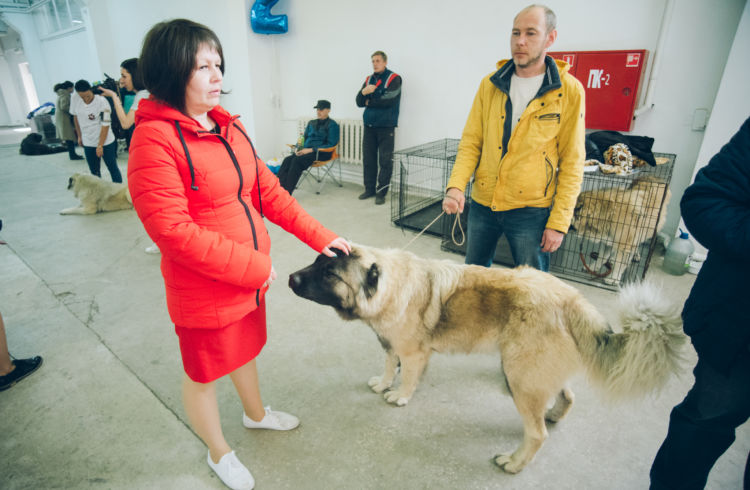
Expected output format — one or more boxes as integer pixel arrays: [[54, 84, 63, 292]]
[[509, 73, 544, 133], [70, 93, 115, 147]]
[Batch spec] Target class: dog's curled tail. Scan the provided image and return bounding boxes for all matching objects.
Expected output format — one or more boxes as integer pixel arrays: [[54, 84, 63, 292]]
[[575, 282, 687, 400]]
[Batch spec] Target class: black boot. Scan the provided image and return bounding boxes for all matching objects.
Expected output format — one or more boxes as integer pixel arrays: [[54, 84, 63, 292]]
[[67, 140, 83, 160]]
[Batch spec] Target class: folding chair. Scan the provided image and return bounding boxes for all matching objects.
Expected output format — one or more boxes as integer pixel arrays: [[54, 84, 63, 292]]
[[296, 145, 343, 194]]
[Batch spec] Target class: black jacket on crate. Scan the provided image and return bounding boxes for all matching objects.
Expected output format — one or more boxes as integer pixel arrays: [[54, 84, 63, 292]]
[[356, 68, 402, 128], [680, 116, 750, 374]]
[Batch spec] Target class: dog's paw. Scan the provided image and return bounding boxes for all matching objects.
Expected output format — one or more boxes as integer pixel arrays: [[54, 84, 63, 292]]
[[384, 390, 410, 406], [368, 376, 392, 394], [493, 452, 525, 474]]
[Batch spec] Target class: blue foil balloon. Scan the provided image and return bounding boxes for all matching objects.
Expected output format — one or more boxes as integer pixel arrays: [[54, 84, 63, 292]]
[[250, 0, 288, 35]]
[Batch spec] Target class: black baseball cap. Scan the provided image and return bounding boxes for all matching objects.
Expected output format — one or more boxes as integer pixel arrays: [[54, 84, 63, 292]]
[[314, 99, 331, 110]]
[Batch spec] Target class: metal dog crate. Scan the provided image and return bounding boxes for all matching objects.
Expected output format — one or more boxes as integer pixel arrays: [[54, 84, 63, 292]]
[[390, 138, 459, 237], [440, 153, 675, 290], [390, 137, 675, 290]]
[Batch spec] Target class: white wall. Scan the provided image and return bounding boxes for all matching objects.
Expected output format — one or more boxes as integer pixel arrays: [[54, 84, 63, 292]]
[[0, 37, 27, 124], [692, 1, 750, 176], [1, 10, 101, 116], [248, 0, 745, 238], [87, 0, 256, 140], [685, 1, 750, 256], [12, 0, 745, 238]]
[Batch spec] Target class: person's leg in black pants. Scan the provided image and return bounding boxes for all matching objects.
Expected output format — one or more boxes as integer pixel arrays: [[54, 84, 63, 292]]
[[101, 140, 122, 183], [66, 140, 83, 160], [277, 154, 295, 189], [278, 152, 318, 195], [361, 126, 378, 199], [375, 127, 395, 202], [650, 349, 750, 489], [83, 146, 102, 178]]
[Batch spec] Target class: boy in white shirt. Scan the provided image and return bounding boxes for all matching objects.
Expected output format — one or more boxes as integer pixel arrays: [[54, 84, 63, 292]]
[[70, 80, 122, 182]]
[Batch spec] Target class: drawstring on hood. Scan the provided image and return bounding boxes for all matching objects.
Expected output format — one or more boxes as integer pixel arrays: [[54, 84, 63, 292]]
[[174, 121, 199, 191], [233, 123, 264, 219], [172, 118, 264, 219]]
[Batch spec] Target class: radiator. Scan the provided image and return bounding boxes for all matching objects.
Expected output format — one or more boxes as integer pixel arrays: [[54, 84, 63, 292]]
[[297, 117, 363, 165]]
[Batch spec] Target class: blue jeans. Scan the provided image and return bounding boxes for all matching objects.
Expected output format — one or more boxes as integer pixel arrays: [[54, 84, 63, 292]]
[[465, 200, 550, 271], [83, 141, 122, 183]]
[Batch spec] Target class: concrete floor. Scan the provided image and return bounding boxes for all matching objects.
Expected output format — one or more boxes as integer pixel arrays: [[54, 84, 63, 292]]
[[0, 133, 747, 489]]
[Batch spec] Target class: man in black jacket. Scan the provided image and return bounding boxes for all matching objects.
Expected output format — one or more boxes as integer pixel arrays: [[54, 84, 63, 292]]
[[356, 51, 402, 205], [650, 117, 750, 490]]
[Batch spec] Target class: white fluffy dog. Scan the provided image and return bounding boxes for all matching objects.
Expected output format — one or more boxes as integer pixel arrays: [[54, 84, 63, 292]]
[[60, 173, 132, 215]]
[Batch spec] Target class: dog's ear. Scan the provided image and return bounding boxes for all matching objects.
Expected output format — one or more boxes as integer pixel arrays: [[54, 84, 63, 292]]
[[364, 263, 379, 298], [68, 177, 74, 190]]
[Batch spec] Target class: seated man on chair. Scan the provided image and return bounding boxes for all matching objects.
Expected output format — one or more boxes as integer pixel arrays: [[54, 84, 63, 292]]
[[278, 99, 340, 195]]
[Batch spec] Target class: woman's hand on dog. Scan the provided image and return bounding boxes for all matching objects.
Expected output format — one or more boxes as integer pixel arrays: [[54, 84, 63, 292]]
[[443, 187, 465, 214], [262, 266, 277, 289], [322, 237, 351, 257]]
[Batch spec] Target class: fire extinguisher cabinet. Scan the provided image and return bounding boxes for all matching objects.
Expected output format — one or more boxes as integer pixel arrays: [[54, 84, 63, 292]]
[[549, 50, 648, 132]]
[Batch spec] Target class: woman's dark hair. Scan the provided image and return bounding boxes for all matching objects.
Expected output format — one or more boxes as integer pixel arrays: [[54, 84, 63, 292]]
[[139, 19, 224, 113], [120, 57, 145, 91], [54, 80, 74, 92], [74, 79, 92, 92]]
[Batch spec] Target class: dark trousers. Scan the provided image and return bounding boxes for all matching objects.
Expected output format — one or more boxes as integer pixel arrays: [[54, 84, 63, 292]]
[[83, 141, 122, 183], [362, 126, 394, 196], [650, 347, 750, 489], [465, 200, 551, 271], [277, 150, 332, 195], [66, 140, 80, 159]]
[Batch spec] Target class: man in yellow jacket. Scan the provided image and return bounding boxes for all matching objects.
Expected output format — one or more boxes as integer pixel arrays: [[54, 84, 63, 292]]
[[443, 4, 585, 271]]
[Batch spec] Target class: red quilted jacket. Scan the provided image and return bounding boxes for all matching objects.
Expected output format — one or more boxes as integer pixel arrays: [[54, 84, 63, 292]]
[[128, 98, 337, 328]]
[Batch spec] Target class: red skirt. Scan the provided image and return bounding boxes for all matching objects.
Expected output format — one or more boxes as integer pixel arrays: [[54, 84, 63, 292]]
[[175, 301, 267, 383]]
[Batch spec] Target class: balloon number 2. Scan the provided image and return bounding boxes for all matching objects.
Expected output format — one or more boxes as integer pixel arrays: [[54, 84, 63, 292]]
[[250, 0, 288, 35]]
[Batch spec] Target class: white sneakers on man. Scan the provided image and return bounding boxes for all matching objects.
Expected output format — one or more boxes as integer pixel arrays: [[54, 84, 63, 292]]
[[207, 450, 254, 490], [242, 406, 300, 431]]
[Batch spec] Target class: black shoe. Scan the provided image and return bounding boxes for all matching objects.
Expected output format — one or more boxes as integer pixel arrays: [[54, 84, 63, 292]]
[[0, 356, 43, 391], [358, 191, 375, 200], [375, 194, 386, 205], [69, 154, 84, 160]]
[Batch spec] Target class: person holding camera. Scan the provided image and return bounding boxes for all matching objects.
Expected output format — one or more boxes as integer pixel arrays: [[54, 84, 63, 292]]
[[70, 79, 122, 183], [99, 58, 150, 133], [99, 60, 157, 254]]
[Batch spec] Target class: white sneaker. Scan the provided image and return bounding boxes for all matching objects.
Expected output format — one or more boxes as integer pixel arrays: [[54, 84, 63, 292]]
[[243, 406, 299, 431], [207, 450, 254, 490], [144, 243, 160, 254]]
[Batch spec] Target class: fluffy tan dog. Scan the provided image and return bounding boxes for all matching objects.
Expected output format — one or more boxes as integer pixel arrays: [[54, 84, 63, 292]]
[[570, 176, 671, 285], [289, 244, 686, 474], [60, 173, 132, 215]]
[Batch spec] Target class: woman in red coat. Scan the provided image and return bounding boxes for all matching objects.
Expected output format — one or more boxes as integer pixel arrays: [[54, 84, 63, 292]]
[[128, 19, 350, 490]]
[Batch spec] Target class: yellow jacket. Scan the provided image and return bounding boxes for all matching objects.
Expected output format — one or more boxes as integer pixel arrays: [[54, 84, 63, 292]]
[[447, 57, 585, 233]]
